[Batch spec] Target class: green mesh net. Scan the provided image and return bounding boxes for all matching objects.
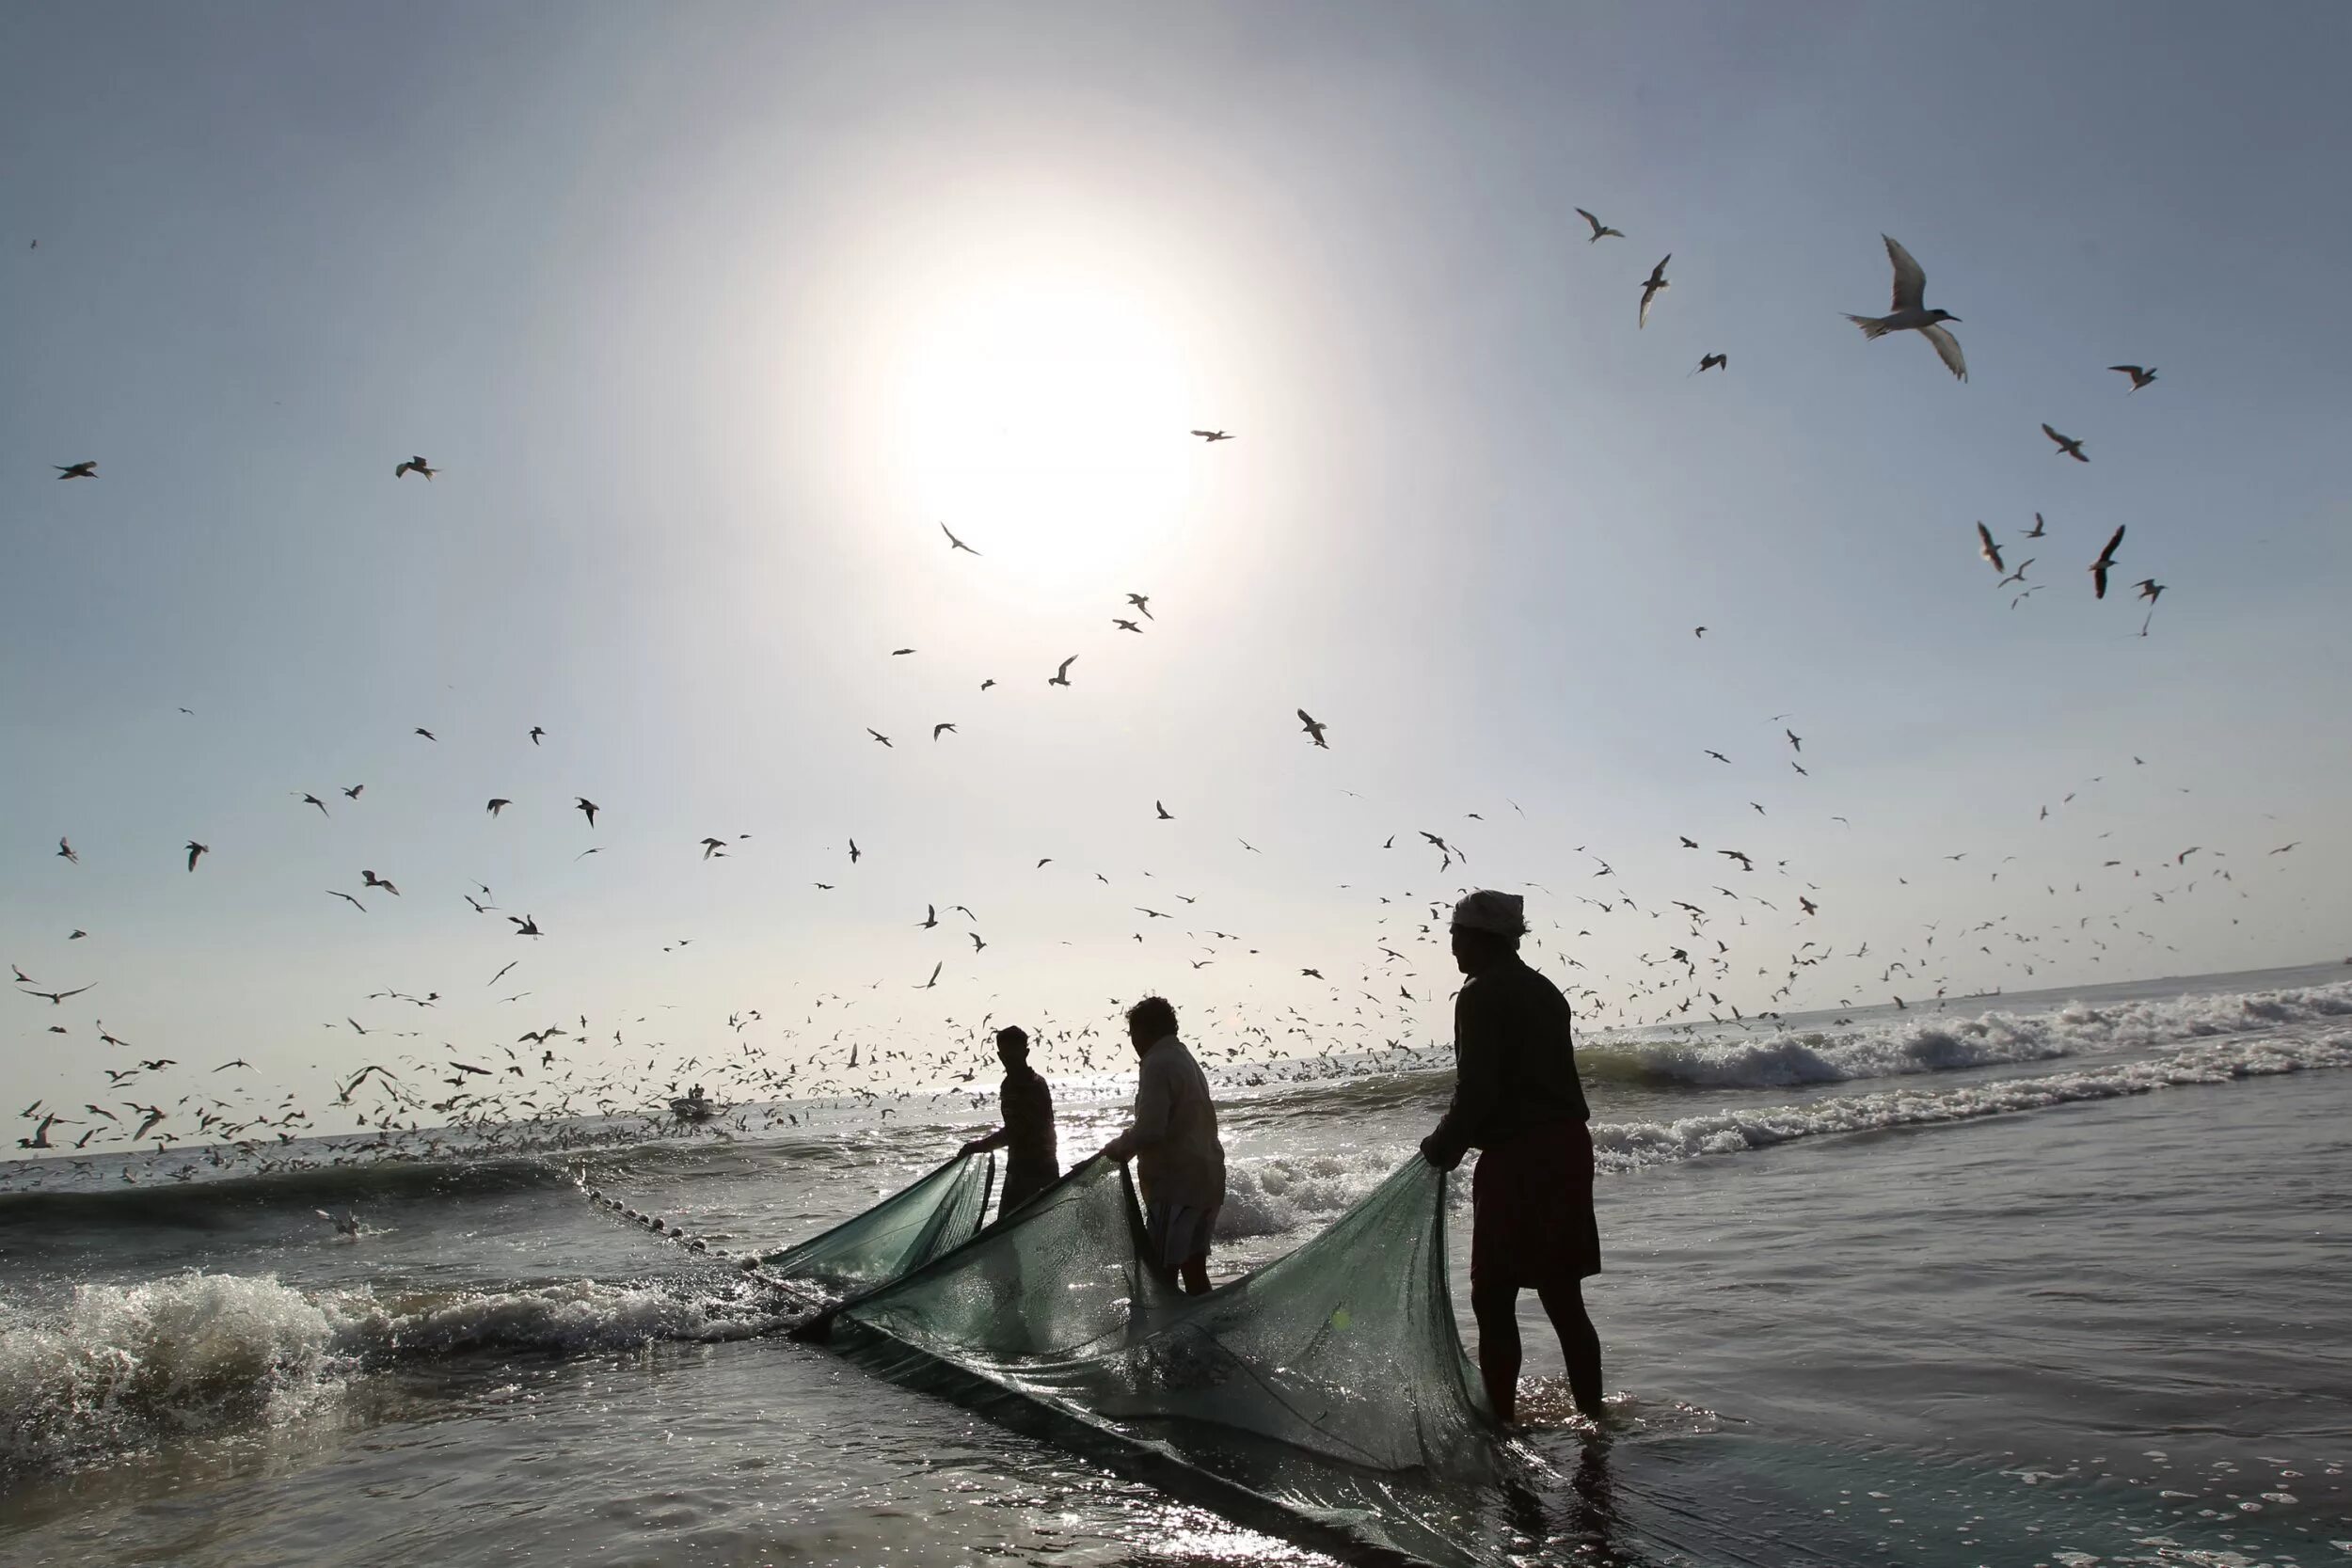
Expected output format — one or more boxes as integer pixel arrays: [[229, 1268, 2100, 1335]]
[[804, 1154, 1514, 1567], [754, 1150, 993, 1297]]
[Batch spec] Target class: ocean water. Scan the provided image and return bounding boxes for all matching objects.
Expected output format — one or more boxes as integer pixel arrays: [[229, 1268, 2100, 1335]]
[[3, 961, 2348, 1565]]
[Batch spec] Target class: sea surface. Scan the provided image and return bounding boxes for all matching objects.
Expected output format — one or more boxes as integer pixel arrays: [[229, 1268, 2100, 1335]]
[[4, 961, 2350, 1565]]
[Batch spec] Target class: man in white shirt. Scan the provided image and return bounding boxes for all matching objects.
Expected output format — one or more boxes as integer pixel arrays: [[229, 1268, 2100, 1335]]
[[1102, 995, 1226, 1294]]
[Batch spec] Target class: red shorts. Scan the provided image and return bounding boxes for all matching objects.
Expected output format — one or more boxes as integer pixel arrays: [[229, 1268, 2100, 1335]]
[[1470, 1121, 1600, 1291]]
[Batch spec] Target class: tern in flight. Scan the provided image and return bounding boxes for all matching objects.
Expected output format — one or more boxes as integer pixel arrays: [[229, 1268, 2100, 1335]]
[[1575, 208, 1624, 243], [55, 461, 98, 479], [1126, 594, 1153, 620], [932, 722, 956, 740], [413, 727, 437, 741], [2108, 364, 2157, 392], [2024, 513, 2046, 538], [530, 725, 545, 745], [940, 522, 981, 555], [1296, 709, 1329, 749], [867, 729, 893, 747], [1190, 429, 1232, 442], [342, 784, 363, 800], [327, 890, 366, 912], [1638, 255, 1671, 328], [394, 455, 436, 479], [22, 984, 94, 1005], [1155, 800, 1174, 820], [1694, 353, 1727, 374], [2042, 423, 2089, 462], [1048, 656, 1077, 688], [1113, 619, 1143, 633], [2089, 525, 2126, 599], [1976, 522, 2005, 574], [485, 799, 510, 816], [360, 869, 400, 895], [1844, 235, 1966, 381], [56, 837, 77, 863], [297, 792, 330, 816], [184, 841, 208, 872], [575, 797, 599, 827]]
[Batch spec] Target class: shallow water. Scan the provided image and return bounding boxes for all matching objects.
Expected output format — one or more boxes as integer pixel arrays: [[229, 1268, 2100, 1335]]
[[5, 964, 2349, 1565]]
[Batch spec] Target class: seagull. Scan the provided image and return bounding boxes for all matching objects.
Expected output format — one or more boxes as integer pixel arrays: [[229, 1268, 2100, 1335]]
[[1638, 255, 1670, 328], [360, 869, 400, 895], [979, 679, 995, 690], [1785, 729, 1803, 753], [316, 1209, 362, 1239], [56, 836, 77, 864], [22, 984, 93, 1005], [1693, 626, 1706, 638], [485, 798, 511, 816], [1999, 559, 2034, 587], [1048, 656, 1077, 688], [530, 725, 545, 745], [1113, 619, 1143, 633], [920, 961, 943, 989], [296, 792, 330, 816], [1977, 522, 2005, 574], [184, 841, 208, 872], [55, 461, 98, 480], [2108, 365, 2157, 392], [700, 837, 727, 860], [2042, 423, 2089, 463], [1155, 800, 1174, 821], [1843, 235, 1965, 382], [849, 839, 862, 863], [1190, 430, 1233, 442], [1704, 750, 1730, 764], [2024, 513, 2047, 539], [867, 728, 893, 746], [342, 784, 364, 800], [575, 797, 598, 827], [2135, 578, 2166, 603], [509, 914, 542, 937], [2089, 525, 2126, 599], [413, 727, 437, 741], [327, 890, 366, 912], [932, 722, 956, 740], [1296, 709, 1329, 749], [1575, 208, 1624, 243], [969, 932, 987, 953], [940, 522, 982, 555], [394, 455, 437, 479], [1126, 594, 1153, 620], [1694, 352, 1727, 374]]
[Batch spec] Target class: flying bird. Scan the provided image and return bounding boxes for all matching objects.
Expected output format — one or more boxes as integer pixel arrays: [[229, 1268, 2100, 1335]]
[[1113, 619, 1143, 633], [1976, 522, 2005, 573], [1638, 255, 1670, 328], [2024, 513, 2047, 538], [21, 984, 93, 1005], [1694, 353, 1727, 374], [849, 839, 862, 863], [920, 961, 942, 989], [413, 727, 437, 741], [1126, 594, 1153, 620], [2135, 578, 2166, 604], [56, 837, 77, 864], [2042, 423, 2089, 462], [2089, 525, 2126, 599], [701, 837, 727, 859], [509, 914, 542, 937], [1844, 235, 1966, 381], [485, 799, 511, 816], [575, 797, 598, 827], [1999, 559, 2034, 588], [1155, 800, 1174, 820], [394, 455, 437, 479], [184, 841, 208, 872], [1296, 709, 1329, 749], [940, 522, 981, 555], [2108, 365, 2157, 392], [1048, 656, 1077, 688], [296, 792, 329, 816], [1575, 208, 1624, 243], [932, 722, 956, 740], [529, 726, 544, 745], [1190, 430, 1233, 442], [360, 869, 400, 895], [55, 461, 98, 480], [327, 891, 366, 912], [867, 728, 893, 746], [342, 784, 364, 800]]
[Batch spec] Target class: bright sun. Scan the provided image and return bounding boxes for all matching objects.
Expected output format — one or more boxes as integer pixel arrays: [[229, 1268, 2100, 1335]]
[[879, 276, 1206, 591]]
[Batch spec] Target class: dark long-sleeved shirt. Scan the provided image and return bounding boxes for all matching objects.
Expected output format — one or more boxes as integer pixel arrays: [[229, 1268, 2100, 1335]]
[[1423, 957, 1589, 1168], [969, 1067, 1058, 1183]]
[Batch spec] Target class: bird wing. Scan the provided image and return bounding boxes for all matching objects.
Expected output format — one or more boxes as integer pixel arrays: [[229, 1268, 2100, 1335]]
[[1883, 235, 1927, 312], [1576, 208, 1602, 235], [1919, 323, 1967, 382], [2108, 365, 2142, 377], [2042, 423, 2065, 446], [2094, 524, 2124, 566]]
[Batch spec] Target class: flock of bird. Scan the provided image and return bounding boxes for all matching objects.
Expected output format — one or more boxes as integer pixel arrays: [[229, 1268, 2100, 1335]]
[[8, 228, 2296, 1183]]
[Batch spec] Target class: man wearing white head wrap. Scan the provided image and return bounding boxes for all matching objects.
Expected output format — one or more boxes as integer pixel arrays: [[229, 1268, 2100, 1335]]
[[1422, 889, 1603, 1424]]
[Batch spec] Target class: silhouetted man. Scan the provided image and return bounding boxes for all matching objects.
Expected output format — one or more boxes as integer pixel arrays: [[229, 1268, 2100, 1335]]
[[1420, 889, 1603, 1424], [1103, 996, 1225, 1294], [959, 1025, 1059, 1216]]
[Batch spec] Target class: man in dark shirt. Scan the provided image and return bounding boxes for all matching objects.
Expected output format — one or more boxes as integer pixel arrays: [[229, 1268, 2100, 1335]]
[[1420, 890, 1603, 1424], [959, 1025, 1059, 1216]]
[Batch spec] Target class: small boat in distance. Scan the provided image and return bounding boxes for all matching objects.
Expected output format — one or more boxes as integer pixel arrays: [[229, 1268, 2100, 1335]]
[[670, 1085, 721, 1121]]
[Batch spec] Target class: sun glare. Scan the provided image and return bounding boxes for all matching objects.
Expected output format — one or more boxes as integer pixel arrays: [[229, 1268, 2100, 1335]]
[[879, 277, 1205, 592]]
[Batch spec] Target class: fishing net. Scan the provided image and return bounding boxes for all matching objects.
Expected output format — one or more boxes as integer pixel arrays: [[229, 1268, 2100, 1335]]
[[811, 1153, 1511, 1566], [752, 1150, 993, 1298]]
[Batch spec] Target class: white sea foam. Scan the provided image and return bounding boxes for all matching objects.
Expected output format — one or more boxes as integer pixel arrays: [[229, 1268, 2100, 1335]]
[[1595, 1030, 2352, 1173], [1581, 982, 2352, 1091], [0, 1272, 792, 1473], [1216, 1147, 1406, 1240]]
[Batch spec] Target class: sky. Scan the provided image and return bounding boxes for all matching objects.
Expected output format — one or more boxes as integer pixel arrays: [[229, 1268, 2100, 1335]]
[[5, 2, 2350, 1136]]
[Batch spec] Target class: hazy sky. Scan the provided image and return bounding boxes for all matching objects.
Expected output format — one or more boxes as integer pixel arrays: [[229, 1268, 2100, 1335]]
[[6, 2, 2349, 1122]]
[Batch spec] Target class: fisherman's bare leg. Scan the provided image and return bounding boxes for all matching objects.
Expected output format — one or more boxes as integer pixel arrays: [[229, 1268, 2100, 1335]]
[[1470, 1278, 1523, 1423], [1536, 1279, 1604, 1418]]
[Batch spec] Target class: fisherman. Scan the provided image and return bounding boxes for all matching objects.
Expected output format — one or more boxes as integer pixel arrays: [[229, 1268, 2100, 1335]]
[[957, 1025, 1060, 1216], [1419, 889, 1604, 1424], [1103, 996, 1226, 1294]]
